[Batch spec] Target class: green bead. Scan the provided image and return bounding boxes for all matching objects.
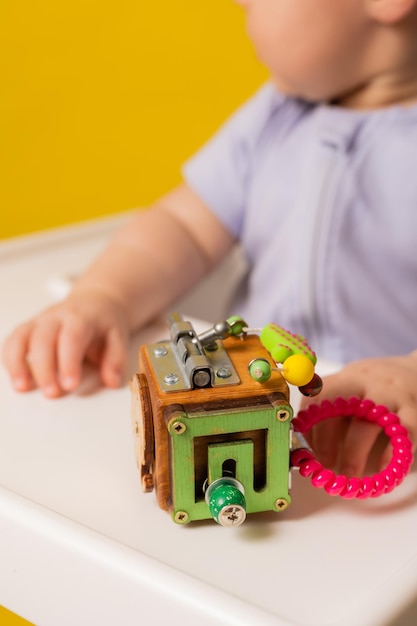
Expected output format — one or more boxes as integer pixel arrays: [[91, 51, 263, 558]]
[[206, 478, 246, 526], [226, 315, 247, 336], [248, 358, 272, 382]]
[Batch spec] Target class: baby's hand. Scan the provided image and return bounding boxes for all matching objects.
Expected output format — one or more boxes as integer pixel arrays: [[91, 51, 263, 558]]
[[2, 288, 130, 398], [301, 353, 417, 477]]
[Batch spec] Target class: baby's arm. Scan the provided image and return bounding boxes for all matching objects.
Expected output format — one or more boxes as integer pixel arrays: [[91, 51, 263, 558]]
[[302, 351, 417, 477], [2, 184, 235, 397]]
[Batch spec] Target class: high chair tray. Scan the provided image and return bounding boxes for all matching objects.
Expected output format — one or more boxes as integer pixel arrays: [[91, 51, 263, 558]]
[[1, 216, 417, 626]]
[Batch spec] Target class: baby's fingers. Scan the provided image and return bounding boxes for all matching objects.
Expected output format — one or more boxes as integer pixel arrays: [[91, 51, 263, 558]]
[[309, 418, 346, 469], [99, 326, 128, 388], [2, 322, 36, 392], [57, 315, 97, 391], [339, 420, 381, 477], [27, 318, 62, 397]]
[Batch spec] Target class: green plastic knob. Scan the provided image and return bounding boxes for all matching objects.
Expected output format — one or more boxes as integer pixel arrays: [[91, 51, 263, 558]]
[[226, 315, 247, 336], [205, 478, 246, 527], [248, 358, 272, 382]]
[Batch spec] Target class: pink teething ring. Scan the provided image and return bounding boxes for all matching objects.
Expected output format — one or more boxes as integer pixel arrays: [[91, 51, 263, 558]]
[[291, 396, 414, 499]]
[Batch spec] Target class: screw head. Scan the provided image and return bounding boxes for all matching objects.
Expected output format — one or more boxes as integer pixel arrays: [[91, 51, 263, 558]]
[[216, 366, 232, 379], [153, 345, 168, 357], [275, 498, 289, 511], [174, 511, 189, 524], [171, 421, 186, 435], [277, 409, 291, 422], [164, 373, 179, 385], [218, 505, 246, 527]]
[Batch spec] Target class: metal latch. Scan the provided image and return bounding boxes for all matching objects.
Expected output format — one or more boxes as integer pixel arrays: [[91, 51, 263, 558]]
[[147, 313, 241, 392]]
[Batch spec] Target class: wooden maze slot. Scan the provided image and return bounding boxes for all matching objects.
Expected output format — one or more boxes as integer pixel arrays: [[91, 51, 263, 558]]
[[193, 429, 268, 502], [222, 458, 237, 478]]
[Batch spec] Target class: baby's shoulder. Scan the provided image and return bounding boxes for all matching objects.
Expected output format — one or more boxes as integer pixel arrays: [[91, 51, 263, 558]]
[[364, 105, 417, 154], [228, 82, 306, 149], [357, 108, 417, 206]]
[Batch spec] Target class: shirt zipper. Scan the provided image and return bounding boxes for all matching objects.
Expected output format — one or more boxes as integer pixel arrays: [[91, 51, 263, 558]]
[[297, 131, 347, 352]]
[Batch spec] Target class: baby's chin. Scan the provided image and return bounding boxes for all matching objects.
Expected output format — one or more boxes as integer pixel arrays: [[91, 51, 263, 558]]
[[271, 76, 351, 106], [270, 77, 321, 103]]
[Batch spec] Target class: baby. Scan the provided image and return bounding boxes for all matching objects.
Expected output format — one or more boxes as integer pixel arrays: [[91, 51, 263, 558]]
[[3, 0, 417, 478]]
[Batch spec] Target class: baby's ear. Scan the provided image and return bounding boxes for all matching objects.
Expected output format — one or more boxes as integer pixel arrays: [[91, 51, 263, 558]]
[[366, 0, 417, 23]]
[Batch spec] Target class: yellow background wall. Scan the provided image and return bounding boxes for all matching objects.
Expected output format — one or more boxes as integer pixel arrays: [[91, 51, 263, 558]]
[[0, 607, 32, 626], [0, 0, 268, 240]]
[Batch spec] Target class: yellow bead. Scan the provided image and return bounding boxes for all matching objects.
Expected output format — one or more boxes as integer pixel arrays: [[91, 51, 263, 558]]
[[281, 354, 314, 386]]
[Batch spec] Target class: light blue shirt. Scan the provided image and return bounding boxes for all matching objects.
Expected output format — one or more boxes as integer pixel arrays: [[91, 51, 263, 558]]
[[183, 83, 417, 364]]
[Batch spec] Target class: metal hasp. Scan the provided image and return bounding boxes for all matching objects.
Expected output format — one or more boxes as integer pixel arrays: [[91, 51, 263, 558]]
[[147, 313, 240, 392], [131, 314, 294, 526]]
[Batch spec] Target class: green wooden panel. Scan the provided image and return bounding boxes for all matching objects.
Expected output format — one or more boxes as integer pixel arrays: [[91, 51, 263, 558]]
[[168, 404, 292, 523]]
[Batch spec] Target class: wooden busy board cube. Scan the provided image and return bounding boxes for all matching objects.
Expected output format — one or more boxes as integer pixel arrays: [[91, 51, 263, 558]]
[[131, 315, 294, 526]]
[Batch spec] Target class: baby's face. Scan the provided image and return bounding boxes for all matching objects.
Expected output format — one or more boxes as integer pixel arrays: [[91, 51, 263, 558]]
[[234, 0, 373, 103]]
